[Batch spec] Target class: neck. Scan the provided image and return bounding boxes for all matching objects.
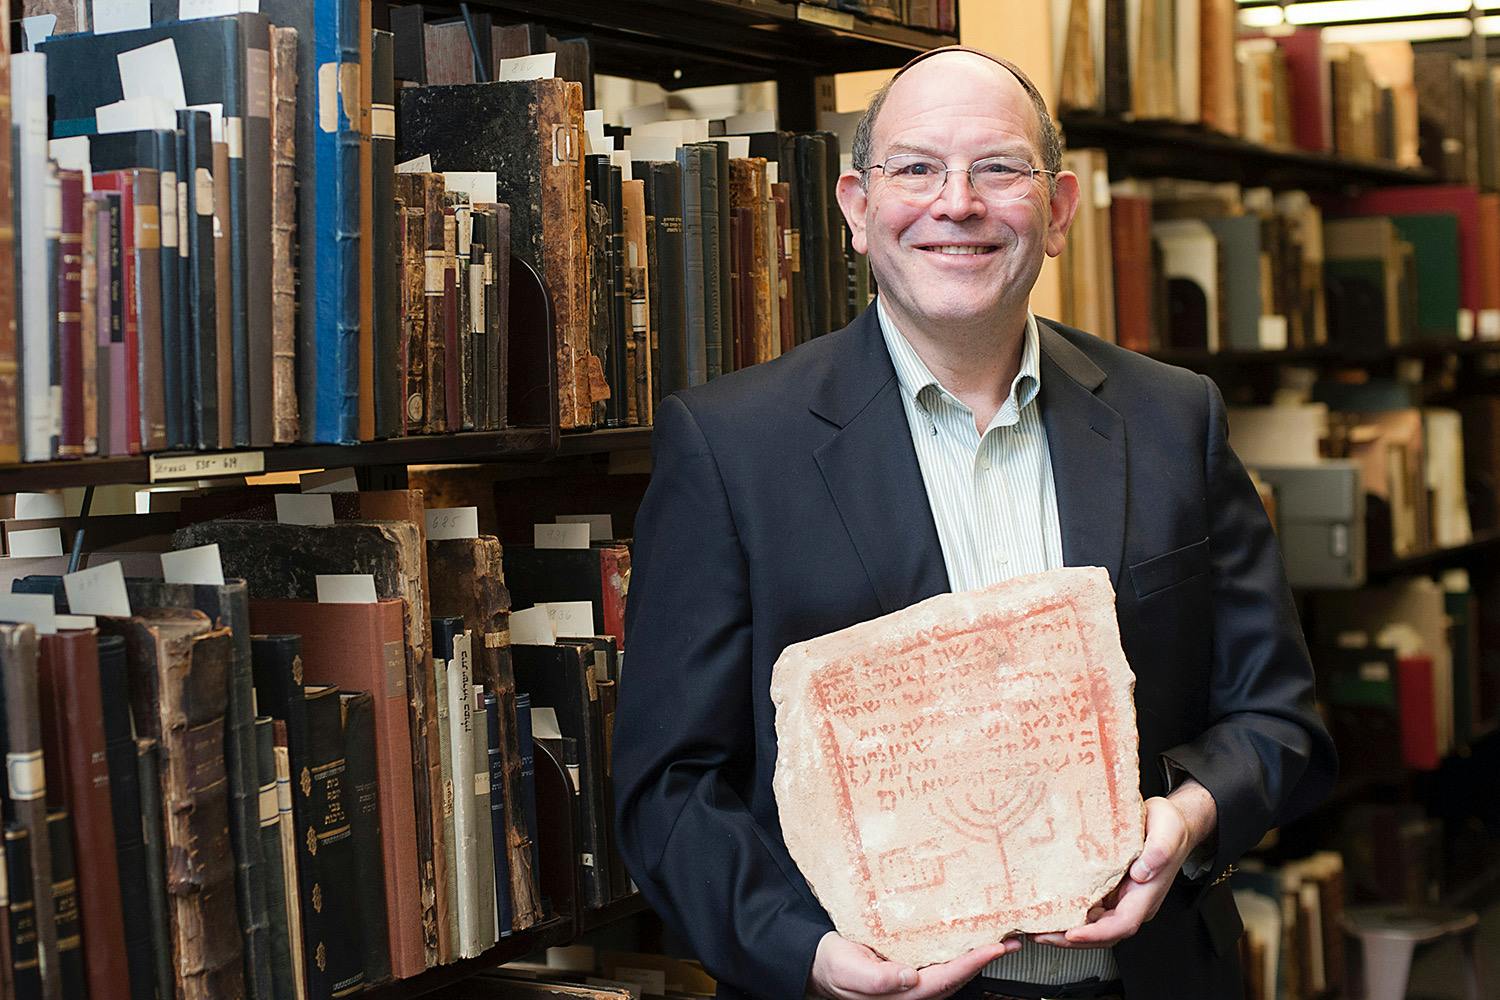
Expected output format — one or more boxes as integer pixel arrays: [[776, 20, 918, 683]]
[[881, 296, 1028, 430]]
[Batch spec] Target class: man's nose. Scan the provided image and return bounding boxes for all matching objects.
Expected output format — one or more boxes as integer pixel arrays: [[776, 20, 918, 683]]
[[930, 169, 986, 220]]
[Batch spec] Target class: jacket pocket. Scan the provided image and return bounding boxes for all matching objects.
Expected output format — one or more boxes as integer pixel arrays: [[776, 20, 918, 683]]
[[1129, 536, 1210, 600]]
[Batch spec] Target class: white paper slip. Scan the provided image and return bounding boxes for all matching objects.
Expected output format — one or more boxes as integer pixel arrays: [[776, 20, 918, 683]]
[[300, 467, 359, 493], [315, 574, 378, 604], [48, 137, 92, 181], [92, 0, 151, 33], [64, 562, 133, 618], [608, 149, 633, 182], [19, 14, 56, 50], [584, 109, 606, 155], [275, 493, 335, 526], [531, 706, 564, 740], [442, 172, 498, 205], [161, 544, 225, 587], [725, 109, 776, 134], [55, 614, 97, 630], [13, 493, 65, 520], [7, 527, 64, 558], [118, 39, 188, 110], [627, 135, 681, 163], [397, 154, 433, 174], [0, 594, 58, 635], [498, 52, 556, 81], [186, 102, 225, 142], [542, 601, 595, 639], [766, 161, 779, 185], [178, 0, 255, 19], [534, 522, 590, 550], [620, 102, 667, 128], [426, 507, 479, 541], [555, 513, 613, 542], [148, 449, 263, 481], [95, 97, 180, 134], [510, 606, 556, 646], [709, 135, 750, 160]]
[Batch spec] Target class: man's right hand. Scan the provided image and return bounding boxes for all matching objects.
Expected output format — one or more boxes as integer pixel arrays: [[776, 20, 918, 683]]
[[807, 931, 1019, 1000]]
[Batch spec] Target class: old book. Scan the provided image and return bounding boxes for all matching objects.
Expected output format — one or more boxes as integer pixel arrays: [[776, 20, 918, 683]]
[[0, 624, 57, 999], [81, 195, 100, 456], [691, 144, 724, 384], [88, 168, 155, 455], [212, 137, 234, 447], [427, 537, 540, 932], [481, 205, 511, 430], [43, 814, 83, 999], [0, 17, 17, 464], [136, 738, 172, 1000], [177, 516, 441, 967], [1055, 0, 1099, 112], [96, 635, 155, 1000], [269, 25, 300, 444], [621, 178, 652, 425], [431, 182, 452, 433], [469, 685, 498, 952], [677, 144, 710, 388], [104, 611, 244, 999], [372, 29, 401, 439], [340, 692, 391, 984], [482, 693, 513, 937], [445, 629, 481, 958], [1199, 0, 1238, 134], [35, 630, 128, 998], [586, 199, 611, 427], [423, 15, 490, 85], [358, 0, 376, 444], [247, 598, 424, 979], [304, 686, 367, 995], [637, 160, 687, 400], [773, 181, 794, 358], [502, 544, 631, 646], [271, 736, 308, 999], [1323, 216, 1407, 352], [1110, 189, 1155, 352], [730, 157, 774, 365], [0, 834, 13, 1000], [13, 53, 50, 462], [254, 718, 295, 1000], [53, 171, 84, 459], [431, 618, 461, 960], [587, 156, 628, 425], [393, 173, 439, 435], [396, 79, 602, 429], [773, 569, 1141, 967], [6, 825, 41, 1000], [123, 579, 270, 1000], [792, 134, 830, 338], [178, 108, 222, 449], [816, 133, 847, 331]]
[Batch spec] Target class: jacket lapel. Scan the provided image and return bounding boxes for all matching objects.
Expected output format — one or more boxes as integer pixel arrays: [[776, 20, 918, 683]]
[[1038, 320, 1127, 590], [811, 309, 949, 615]]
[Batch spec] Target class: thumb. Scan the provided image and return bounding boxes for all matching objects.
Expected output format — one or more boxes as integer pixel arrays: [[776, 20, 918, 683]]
[[1130, 798, 1182, 883], [822, 935, 916, 995]]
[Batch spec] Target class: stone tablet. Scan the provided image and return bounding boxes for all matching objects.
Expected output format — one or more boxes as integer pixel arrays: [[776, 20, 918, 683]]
[[771, 566, 1143, 967]]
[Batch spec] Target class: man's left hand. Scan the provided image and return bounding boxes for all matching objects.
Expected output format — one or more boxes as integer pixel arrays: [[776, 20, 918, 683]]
[[1030, 780, 1218, 949]]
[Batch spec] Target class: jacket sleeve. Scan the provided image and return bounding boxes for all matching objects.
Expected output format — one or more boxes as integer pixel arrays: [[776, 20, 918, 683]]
[[613, 394, 835, 998], [1160, 375, 1339, 878]]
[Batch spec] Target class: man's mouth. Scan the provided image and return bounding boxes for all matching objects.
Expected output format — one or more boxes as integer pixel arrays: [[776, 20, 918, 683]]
[[915, 244, 999, 255]]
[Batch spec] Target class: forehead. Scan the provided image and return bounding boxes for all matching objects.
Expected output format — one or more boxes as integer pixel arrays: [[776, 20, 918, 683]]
[[872, 55, 1041, 159]]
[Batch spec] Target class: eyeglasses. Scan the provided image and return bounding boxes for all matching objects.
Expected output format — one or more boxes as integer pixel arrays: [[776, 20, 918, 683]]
[[859, 153, 1057, 204]]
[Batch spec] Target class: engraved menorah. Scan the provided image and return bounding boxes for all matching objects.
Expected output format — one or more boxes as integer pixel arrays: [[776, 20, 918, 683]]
[[929, 780, 1046, 904]]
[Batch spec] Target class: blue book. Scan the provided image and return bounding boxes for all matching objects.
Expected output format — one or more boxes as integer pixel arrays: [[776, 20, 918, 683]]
[[515, 691, 543, 910], [484, 692, 515, 936]]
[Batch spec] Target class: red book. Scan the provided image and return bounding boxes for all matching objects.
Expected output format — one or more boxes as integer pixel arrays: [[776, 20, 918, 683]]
[[1110, 195, 1155, 353], [1272, 28, 1331, 153], [90, 171, 142, 455], [56, 170, 85, 458], [1397, 653, 1440, 771], [35, 629, 131, 998]]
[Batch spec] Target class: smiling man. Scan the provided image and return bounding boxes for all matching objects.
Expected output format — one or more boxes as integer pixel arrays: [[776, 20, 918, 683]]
[[613, 46, 1336, 1000]]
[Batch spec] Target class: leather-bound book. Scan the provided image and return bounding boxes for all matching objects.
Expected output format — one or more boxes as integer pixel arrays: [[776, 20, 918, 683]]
[[248, 635, 327, 998], [1111, 192, 1156, 353], [772, 181, 794, 357], [95, 635, 155, 1000], [390, 4, 426, 83], [55, 170, 85, 458], [392, 175, 428, 434], [303, 686, 366, 996], [0, 624, 57, 999], [730, 158, 773, 365], [178, 109, 222, 449], [135, 739, 172, 1000], [105, 611, 244, 999], [502, 544, 630, 645], [247, 598, 424, 979], [254, 718, 294, 1000], [371, 29, 401, 440], [587, 156, 628, 425], [620, 178, 651, 425], [512, 642, 610, 909], [212, 137, 234, 448], [340, 691, 391, 983], [1102, 0, 1131, 117], [175, 517, 440, 967], [44, 814, 83, 999], [6, 825, 41, 1000], [396, 78, 600, 430], [427, 538, 539, 932], [730, 207, 750, 371], [0, 21, 16, 465], [35, 630, 129, 998], [793, 134, 830, 337], [124, 578, 270, 1000], [712, 141, 734, 379], [637, 160, 687, 401], [436, 204, 457, 433], [676, 144, 709, 389], [423, 177, 449, 434], [586, 199, 612, 428], [483, 205, 512, 430], [0, 828, 13, 999], [268, 25, 299, 445]]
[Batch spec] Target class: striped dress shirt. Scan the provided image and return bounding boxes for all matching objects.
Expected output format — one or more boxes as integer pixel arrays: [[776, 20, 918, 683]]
[[877, 298, 1119, 986]]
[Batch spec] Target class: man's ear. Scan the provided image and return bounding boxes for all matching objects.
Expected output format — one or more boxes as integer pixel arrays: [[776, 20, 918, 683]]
[[1044, 170, 1082, 259], [835, 171, 870, 256]]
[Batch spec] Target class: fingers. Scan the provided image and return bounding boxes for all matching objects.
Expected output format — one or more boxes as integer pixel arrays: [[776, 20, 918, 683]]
[[905, 940, 1020, 1000], [1130, 797, 1188, 884], [815, 936, 917, 998], [1062, 877, 1167, 946]]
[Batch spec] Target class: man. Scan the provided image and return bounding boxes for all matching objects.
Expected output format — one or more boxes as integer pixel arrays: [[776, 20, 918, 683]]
[[613, 46, 1336, 1000]]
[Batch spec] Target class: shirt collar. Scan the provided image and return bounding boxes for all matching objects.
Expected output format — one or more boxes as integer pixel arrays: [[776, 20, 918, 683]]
[[876, 296, 1043, 425]]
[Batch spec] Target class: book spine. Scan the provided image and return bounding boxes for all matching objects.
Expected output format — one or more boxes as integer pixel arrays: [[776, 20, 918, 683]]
[[677, 148, 708, 388], [470, 686, 497, 951], [399, 197, 425, 436], [6, 826, 41, 1000], [172, 125, 195, 450], [272, 742, 308, 1000], [0, 34, 18, 465], [484, 694, 514, 937], [44, 814, 83, 1000], [421, 180, 445, 436], [55, 172, 84, 458], [698, 154, 722, 383], [135, 739, 173, 1000], [371, 29, 400, 439], [157, 136, 182, 450], [131, 169, 167, 453], [44, 163, 61, 460], [256, 718, 295, 1000], [186, 116, 219, 449], [212, 141, 234, 448], [304, 687, 365, 996], [448, 634, 477, 957], [321, 0, 362, 444], [433, 637, 459, 960], [514, 692, 541, 905], [269, 26, 299, 445], [242, 14, 276, 447], [340, 692, 391, 984], [0, 835, 15, 999], [14, 54, 51, 462], [357, 1, 376, 443]]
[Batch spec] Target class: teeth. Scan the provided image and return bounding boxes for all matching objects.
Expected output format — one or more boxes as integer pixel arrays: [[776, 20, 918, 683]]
[[923, 245, 993, 255]]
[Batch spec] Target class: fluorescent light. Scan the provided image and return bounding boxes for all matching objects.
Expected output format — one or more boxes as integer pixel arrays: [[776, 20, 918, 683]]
[[1285, 0, 1472, 24], [1240, 6, 1288, 25], [1322, 16, 1473, 39], [1479, 12, 1500, 28]]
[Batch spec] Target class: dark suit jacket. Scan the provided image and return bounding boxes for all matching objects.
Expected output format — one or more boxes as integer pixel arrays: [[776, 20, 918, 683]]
[[613, 307, 1337, 1000]]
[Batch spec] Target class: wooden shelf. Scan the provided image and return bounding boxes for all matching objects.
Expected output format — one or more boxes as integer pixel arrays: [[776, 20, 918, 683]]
[[1059, 112, 1437, 191], [1143, 338, 1500, 369], [1365, 528, 1500, 583], [578, 893, 650, 934], [359, 915, 575, 1000]]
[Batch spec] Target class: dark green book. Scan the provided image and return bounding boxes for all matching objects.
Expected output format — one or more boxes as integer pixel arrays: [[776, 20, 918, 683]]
[[305, 686, 365, 997], [339, 692, 390, 984], [255, 716, 295, 1000], [45, 812, 85, 1000], [6, 825, 41, 1000]]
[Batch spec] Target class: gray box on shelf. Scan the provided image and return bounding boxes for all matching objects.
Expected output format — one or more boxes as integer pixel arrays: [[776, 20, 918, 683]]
[[1254, 461, 1365, 589]]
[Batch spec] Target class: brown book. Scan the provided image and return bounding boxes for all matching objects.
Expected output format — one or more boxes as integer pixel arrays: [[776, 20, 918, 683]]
[[172, 514, 444, 965], [426, 537, 541, 932], [434, 208, 456, 434], [247, 598, 426, 979], [1479, 194, 1500, 339], [420, 174, 447, 435], [1199, 0, 1239, 135], [540, 80, 599, 429], [729, 158, 773, 365], [56, 170, 85, 458], [772, 181, 794, 359], [130, 168, 167, 452], [104, 611, 243, 1000], [269, 26, 300, 444], [0, 14, 16, 464], [0, 624, 58, 999], [35, 630, 129, 999], [1111, 193, 1155, 352], [621, 178, 652, 426], [731, 206, 754, 372], [1057, 0, 1098, 112]]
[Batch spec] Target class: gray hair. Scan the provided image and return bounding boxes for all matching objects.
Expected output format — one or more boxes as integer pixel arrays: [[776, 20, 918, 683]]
[[850, 47, 1064, 185]]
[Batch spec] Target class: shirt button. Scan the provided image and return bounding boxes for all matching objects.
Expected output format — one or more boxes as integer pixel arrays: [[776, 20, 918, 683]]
[[979, 458, 992, 471], [995, 551, 1008, 565]]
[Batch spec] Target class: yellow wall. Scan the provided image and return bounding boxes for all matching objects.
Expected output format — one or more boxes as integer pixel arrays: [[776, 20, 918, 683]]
[[833, 1, 1061, 316]]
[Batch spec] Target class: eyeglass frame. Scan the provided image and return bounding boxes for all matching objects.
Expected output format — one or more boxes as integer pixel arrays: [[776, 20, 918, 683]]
[[856, 152, 1060, 203]]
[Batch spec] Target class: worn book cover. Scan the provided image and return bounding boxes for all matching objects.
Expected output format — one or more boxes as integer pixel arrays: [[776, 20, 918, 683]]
[[304, 686, 366, 995], [268, 25, 299, 444], [43, 813, 83, 999], [340, 691, 392, 984], [372, 28, 401, 439], [431, 618, 461, 961], [178, 109, 222, 449], [637, 160, 686, 401], [5, 824, 42, 999]]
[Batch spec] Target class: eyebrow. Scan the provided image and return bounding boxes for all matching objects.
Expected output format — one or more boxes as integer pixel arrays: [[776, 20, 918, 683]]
[[880, 140, 1036, 160]]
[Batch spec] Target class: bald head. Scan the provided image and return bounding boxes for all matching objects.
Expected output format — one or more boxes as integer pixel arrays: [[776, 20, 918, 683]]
[[850, 47, 1063, 181]]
